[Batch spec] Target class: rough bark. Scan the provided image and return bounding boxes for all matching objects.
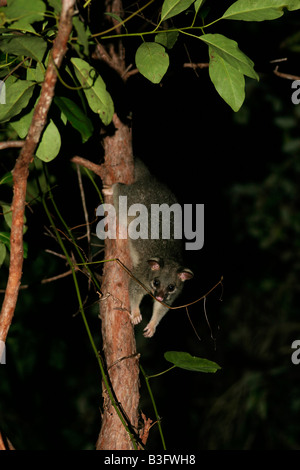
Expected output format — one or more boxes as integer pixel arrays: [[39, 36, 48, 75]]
[[95, 115, 139, 450], [93, 0, 142, 449]]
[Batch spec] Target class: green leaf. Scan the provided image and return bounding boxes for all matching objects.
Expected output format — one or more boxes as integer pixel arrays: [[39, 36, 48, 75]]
[[0, 242, 6, 267], [0, 35, 47, 62], [1, 203, 27, 232], [135, 42, 169, 84], [161, 0, 196, 21], [209, 49, 245, 112], [54, 96, 94, 143], [71, 58, 114, 126], [1, 204, 12, 229], [26, 63, 45, 83], [23, 241, 28, 258], [0, 172, 13, 186], [155, 31, 179, 49], [0, 0, 46, 31], [104, 12, 124, 24], [0, 233, 27, 258], [0, 77, 35, 123], [222, 0, 300, 22], [36, 120, 61, 162], [200, 34, 259, 80], [72, 16, 90, 56], [164, 351, 221, 373], [0, 232, 10, 250], [289, 0, 300, 11], [47, 0, 62, 14], [10, 107, 35, 139], [194, 0, 206, 14]]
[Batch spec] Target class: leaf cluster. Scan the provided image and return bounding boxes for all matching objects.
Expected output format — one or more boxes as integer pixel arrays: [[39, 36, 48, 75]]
[[101, 0, 299, 111]]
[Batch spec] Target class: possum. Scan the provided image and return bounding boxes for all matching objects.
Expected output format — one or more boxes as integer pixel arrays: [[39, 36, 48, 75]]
[[109, 159, 193, 337]]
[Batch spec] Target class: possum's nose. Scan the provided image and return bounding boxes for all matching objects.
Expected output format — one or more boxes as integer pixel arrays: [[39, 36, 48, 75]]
[[154, 290, 164, 302]]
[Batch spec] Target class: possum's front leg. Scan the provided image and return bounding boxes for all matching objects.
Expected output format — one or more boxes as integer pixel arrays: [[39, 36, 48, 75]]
[[143, 302, 169, 338], [129, 279, 144, 325]]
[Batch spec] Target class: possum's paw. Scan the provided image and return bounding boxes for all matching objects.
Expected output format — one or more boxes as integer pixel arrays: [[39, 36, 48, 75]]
[[143, 322, 156, 338], [130, 309, 142, 326]]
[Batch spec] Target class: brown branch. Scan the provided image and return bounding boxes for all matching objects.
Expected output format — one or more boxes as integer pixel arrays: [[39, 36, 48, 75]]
[[273, 65, 300, 81], [122, 67, 139, 80], [40, 268, 77, 284], [269, 58, 288, 64], [93, 40, 138, 82], [0, 268, 77, 293], [92, 1, 131, 82], [93, 41, 116, 69], [183, 62, 209, 70], [0, 0, 76, 344], [71, 155, 103, 178], [0, 141, 24, 150]]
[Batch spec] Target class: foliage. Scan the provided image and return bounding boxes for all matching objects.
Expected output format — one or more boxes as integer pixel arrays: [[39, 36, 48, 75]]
[[164, 351, 221, 372]]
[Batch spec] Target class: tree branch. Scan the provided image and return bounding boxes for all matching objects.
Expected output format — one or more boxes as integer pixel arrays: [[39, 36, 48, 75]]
[[273, 65, 300, 81], [0, 141, 24, 150], [0, 0, 76, 343], [71, 155, 103, 178], [183, 62, 209, 70]]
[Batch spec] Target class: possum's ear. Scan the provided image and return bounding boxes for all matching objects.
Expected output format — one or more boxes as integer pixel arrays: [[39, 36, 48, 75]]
[[147, 258, 162, 271], [178, 268, 194, 282]]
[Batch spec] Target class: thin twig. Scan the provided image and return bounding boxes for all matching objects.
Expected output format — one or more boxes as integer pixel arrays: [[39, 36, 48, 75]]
[[183, 62, 209, 69], [0, 141, 24, 150], [45, 249, 67, 260], [71, 156, 103, 178], [273, 65, 300, 81], [76, 164, 91, 247], [185, 306, 201, 342], [0, 269, 77, 293], [270, 57, 288, 63]]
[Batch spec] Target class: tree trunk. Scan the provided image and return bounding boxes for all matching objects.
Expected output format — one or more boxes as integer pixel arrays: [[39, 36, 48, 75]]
[[96, 115, 140, 450]]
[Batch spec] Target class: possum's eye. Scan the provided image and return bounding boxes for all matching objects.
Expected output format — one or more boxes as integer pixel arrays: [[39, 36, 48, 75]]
[[168, 284, 175, 292], [153, 278, 160, 288]]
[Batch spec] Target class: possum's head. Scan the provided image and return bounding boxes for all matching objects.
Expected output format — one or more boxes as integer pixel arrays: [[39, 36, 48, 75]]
[[147, 258, 193, 304]]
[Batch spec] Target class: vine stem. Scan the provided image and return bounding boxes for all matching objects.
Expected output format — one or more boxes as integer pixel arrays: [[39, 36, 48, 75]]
[[100, 25, 204, 41], [91, 0, 156, 38], [147, 365, 177, 379], [99, 17, 222, 41]]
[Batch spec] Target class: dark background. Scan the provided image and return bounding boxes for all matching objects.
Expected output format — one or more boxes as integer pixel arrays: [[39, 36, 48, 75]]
[[1, 1, 300, 450]]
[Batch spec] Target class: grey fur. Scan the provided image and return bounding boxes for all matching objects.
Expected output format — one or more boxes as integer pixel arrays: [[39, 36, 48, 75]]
[[113, 159, 193, 337]]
